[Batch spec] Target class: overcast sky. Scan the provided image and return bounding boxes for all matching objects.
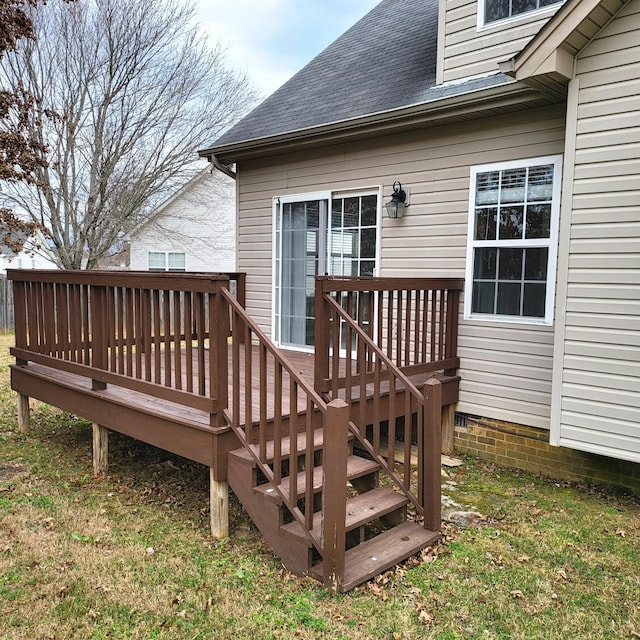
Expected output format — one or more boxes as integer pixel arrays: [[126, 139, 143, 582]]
[[194, 0, 381, 98]]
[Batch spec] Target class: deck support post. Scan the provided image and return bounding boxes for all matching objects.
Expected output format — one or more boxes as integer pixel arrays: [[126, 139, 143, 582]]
[[92, 423, 109, 476], [422, 379, 442, 532], [210, 469, 229, 539], [17, 393, 30, 434], [441, 404, 455, 454]]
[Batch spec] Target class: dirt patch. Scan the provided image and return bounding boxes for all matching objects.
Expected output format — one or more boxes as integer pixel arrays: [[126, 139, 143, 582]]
[[0, 463, 28, 484]]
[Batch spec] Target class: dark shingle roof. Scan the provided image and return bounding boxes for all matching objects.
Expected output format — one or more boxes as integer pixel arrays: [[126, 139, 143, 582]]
[[207, 0, 441, 149]]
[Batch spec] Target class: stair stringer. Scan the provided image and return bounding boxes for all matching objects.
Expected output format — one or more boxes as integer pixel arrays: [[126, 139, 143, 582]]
[[227, 449, 314, 575]]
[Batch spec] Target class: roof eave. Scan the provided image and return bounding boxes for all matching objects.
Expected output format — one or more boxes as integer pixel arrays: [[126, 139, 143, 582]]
[[200, 80, 547, 163]]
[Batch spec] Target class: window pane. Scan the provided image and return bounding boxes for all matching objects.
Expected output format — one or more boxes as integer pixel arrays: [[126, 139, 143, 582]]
[[485, 0, 510, 22], [526, 203, 551, 239], [306, 202, 319, 229], [527, 164, 554, 201], [500, 168, 526, 203], [361, 260, 375, 277], [343, 198, 359, 227], [475, 171, 500, 205], [148, 252, 165, 270], [524, 248, 548, 281], [474, 247, 497, 279], [486, 0, 561, 23], [472, 282, 496, 314], [168, 253, 185, 270], [291, 202, 306, 228], [498, 248, 524, 280], [523, 283, 546, 317], [497, 282, 521, 315], [331, 200, 342, 228], [475, 207, 497, 240], [355, 227, 372, 260], [512, 0, 538, 15], [499, 206, 524, 239], [361, 195, 377, 226]]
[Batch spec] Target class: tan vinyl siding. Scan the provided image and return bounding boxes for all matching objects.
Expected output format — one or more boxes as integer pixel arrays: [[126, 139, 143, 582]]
[[237, 105, 566, 429], [439, 0, 565, 83], [552, 0, 640, 462]]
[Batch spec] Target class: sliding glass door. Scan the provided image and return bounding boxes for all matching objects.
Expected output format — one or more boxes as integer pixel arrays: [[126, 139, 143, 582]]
[[274, 191, 378, 350]]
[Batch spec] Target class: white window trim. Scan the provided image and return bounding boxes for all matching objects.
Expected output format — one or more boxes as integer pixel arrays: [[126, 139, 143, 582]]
[[477, 1, 564, 32], [463, 155, 563, 326], [271, 187, 382, 350]]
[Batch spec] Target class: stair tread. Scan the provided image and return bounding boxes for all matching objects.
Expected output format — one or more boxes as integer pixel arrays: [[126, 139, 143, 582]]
[[254, 456, 379, 503], [280, 487, 409, 542], [229, 429, 325, 465], [310, 521, 440, 592]]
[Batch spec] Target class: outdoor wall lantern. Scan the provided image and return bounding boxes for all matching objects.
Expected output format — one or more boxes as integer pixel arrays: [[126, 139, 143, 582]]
[[385, 181, 409, 219]]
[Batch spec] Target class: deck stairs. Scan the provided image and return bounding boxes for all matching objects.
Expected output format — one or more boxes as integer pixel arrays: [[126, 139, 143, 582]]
[[227, 428, 440, 592]]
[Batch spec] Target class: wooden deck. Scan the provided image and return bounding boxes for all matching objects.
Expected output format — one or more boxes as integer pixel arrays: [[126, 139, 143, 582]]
[[10, 270, 463, 591], [12, 344, 457, 466]]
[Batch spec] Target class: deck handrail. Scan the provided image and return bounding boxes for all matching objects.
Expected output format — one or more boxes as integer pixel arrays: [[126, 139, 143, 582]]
[[221, 287, 329, 553], [315, 275, 457, 524], [322, 293, 430, 516], [9, 269, 246, 427], [314, 276, 462, 392]]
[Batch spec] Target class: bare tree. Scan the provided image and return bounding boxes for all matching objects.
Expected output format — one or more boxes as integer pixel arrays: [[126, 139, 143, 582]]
[[0, 0, 49, 255], [0, 0, 255, 268]]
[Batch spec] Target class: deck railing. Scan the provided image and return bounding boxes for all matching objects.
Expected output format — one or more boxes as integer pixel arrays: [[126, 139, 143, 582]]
[[9, 269, 245, 427], [315, 276, 462, 528], [221, 287, 352, 589], [314, 276, 462, 395]]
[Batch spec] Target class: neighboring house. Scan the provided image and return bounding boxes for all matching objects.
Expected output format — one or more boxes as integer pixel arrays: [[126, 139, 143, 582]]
[[128, 169, 236, 273], [199, 0, 639, 489], [0, 235, 58, 275]]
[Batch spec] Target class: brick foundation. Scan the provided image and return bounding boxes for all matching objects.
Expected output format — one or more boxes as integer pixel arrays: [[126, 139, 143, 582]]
[[453, 417, 640, 496]]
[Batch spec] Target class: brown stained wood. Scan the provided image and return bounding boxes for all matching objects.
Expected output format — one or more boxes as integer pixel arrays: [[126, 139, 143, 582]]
[[281, 487, 409, 542], [11, 364, 220, 467], [310, 522, 440, 592], [92, 422, 109, 476], [322, 399, 349, 592], [423, 378, 442, 532], [255, 456, 380, 504]]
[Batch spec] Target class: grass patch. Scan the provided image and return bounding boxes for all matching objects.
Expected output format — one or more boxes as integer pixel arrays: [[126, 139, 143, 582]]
[[0, 335, 638, 639]]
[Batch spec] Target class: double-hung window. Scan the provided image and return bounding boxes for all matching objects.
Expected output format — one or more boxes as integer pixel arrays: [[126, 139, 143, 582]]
[[464, 156, 562, 324], [481, 0, 563, 26], [148, 251, 186, 272]]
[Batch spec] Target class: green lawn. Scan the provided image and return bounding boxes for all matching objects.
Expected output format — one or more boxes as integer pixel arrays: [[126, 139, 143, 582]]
[[0, 335, 638, 639]]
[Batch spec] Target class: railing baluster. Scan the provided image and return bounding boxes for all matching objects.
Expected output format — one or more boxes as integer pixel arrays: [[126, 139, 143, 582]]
[[232, 308, 241, 428], [153, 289, 162, 385], [305, 396, 314, 531], [163, 289, 171, 387], [126, 287, 134, 377], [259, 344, 267, 460], [135, 288, 144, 380], [173, 290, 182, 389], [82, 285, 90, 365], [273, 361, 282, 484], [244, 321, 252, 443], [184, 291, 193, 392], [404, 289, 411, 367]]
